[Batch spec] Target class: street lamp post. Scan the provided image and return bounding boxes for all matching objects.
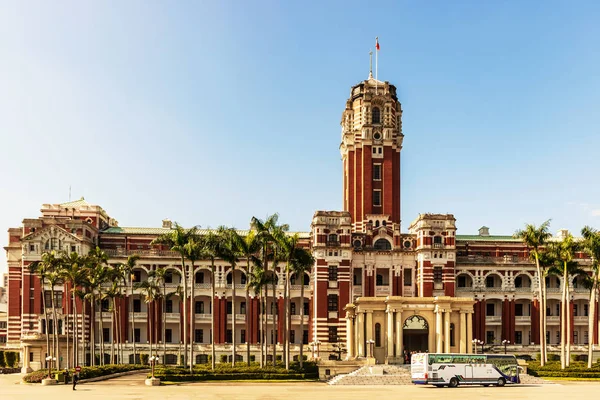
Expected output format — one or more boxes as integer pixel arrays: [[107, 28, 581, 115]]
[[145, 355, 161, 386], [502, 340, 510, 354], [45, 356, 56, 379], [472, 339, 483, 354], [149, 355, 157, 378]]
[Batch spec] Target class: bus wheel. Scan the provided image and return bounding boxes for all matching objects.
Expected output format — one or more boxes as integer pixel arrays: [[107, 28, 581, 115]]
[[496, 378, 506, 387], [449, 378, 459, 388]]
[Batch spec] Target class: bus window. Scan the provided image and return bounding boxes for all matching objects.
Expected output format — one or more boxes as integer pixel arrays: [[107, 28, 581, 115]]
[[436, 355, 453, 363], [469, 355, 485, 364], [452, 355, 470, 364]]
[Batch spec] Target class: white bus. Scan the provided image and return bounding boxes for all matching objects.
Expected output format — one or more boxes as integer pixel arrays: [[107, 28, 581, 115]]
[[411, 353, 520, 387]]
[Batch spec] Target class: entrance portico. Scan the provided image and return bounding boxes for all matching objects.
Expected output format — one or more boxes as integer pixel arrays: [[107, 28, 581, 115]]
[[345, 296, 475, 364]]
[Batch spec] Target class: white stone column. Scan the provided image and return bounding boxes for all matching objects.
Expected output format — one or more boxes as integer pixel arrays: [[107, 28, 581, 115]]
[[346, 314, 355, 359], [444, 310, 451, 353], [395, 312, 403, 362], [387, 309, 394, 358], [357, 312, 365, 357], [459, 311, 467, 353], [466, 311, 473, 354], [366, 311, 373, 343], [436, 308, 443, 353]]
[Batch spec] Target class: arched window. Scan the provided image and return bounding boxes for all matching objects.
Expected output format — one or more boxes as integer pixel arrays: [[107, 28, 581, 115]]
[[374, 238, 392, 250], [303, 274, 310, 285], [372, 107, 381, 124], [375, 323, 382, 347], [375, 220, 380, 228], [241, 274, 247, 285], [382, 221, 387, 226], [195, 272, 204, 284]]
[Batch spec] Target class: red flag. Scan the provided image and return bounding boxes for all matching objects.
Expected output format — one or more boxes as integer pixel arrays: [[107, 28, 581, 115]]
[[376, 37, 380, 51]]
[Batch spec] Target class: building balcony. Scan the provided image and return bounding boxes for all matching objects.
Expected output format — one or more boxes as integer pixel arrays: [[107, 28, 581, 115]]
[[514, 287, 533, 293], [403, 286, 415, 297], [226, 314, 247, 321], [515, 315, 531, 324], [132, 312, 148, 321], [165, 313, 180, 323], [194, 283, 212, 290], [456, 255, 534, 265], [290, 315, 309, 323], [546, 316, 560, 324], [574, 316, 589, 324], [375, 286, 390, 296], [225, 284, 247, 290], [352, 286, 362, 296], [290, 285, 311, 291], [194, 313, 212, 321], [485, 316, 502, 325], [326, 241, 340, 247], [104, 248, 180, 258], [433, 243, 444, 249]]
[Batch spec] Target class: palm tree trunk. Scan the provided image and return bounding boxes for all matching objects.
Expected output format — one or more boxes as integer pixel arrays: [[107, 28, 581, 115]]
[[246, 262, 251, 366], [82, 299, 87, 366], [181, 258, 188, 368], [299, 279, 305, 369], [131, 281, 136, 364], [190, 265, 195, 372], [50, 285, 58, 368], [272, 271, 277, 365], [561, 267, 566, 369], [259, 287, 264, 368], [149, 301, 153, 360], [542, 271, 548, 363], [211, 263, 216, 370], [66, 285, 70, 369], [162, 283, 166, 365], [232, 265, 237, 366], [535, 258, 545, 366], [284, 266, 290, 370], [111, 299, 116, 363], [72, 292, 77, 368], [42, 282, 50, 367], [99, 299, 105, 366], [566, 284, 571, 367], [588, 283, 596, 368]]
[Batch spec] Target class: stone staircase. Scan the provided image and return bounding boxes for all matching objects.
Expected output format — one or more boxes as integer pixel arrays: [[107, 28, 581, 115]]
[[328, 364, 413, 385]]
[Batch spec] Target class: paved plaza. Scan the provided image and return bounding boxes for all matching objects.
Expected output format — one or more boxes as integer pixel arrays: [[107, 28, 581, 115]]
[[1, 373, 600, 400]]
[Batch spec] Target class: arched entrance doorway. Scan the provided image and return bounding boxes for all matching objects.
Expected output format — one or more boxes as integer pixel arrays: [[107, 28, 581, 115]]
[[403, 315, 429, 353]]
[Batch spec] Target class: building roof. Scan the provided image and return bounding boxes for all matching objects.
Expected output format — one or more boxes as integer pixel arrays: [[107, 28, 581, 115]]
[[58, 197, 90, 209], [456, 235, 519, 242], [102, 226, 311, 239]]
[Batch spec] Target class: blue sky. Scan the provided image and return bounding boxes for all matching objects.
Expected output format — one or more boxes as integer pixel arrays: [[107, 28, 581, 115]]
[[2, 1, 600, 276]]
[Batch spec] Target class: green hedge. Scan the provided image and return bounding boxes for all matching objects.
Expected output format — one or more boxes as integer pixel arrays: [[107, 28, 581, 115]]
[[154, 373, 316, 382], [4, 351, 18, 368], [23, 364, 148, 384], [527, 361, 600, 378], [0, 350, 5, 367]]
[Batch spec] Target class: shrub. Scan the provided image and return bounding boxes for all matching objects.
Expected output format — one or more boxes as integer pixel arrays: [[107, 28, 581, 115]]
[[219, 355, 227, 363], [140, 354, 149, 365], [548, 354, 560, 361], [4, 352, 18, 368], [0, 351, 5, 367], [22, 364, 148, 384], [0, 367, 20, 374]]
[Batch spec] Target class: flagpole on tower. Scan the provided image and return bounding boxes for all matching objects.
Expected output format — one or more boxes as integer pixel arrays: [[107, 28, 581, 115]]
[[369, 50, 373, 79], [375, 37, 380, 94]]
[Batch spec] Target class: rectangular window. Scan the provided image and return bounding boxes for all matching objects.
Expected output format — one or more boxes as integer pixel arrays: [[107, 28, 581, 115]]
[[227, 301, 232, 315], [226, 329, 232, 344], [574, 331, 579, 345], [584, 331, 589, 345], [103, 328, 110, 343], [328, 265, 338, 281], [240, 302, 246, 315], [328, 327, 338, 343], [195, 329, 203, 343], [71, 245, 76, 253], [166, 300, 173, 313], [373, 190, 382, 207], [486, 331, 494, 344], [304, 302, 309, 316], [290, 330, 295, 344], [404, 269, 412, 286], [373, 164, 381, 180], [433, 267, 443, 288], [486, 303, 495, 316], [291, 303, 296, 315], [485, 276, 494, 288], [134, 328, 140, 343], [574, 304, 578, 316], [195, 301, 204, 314], [29, 244, 35, 252], [515, 331, 523, 344], [30, 352, 34, 362], [328, 295, 338, 312], [515, 304, 523, 316], [195, 272, 204, 284], [584, 304, 589, 316], [353, 271, 362, 285], [133, 299, 141, 313], [165, 329, 172, 343], [303, 330, 309, 345], [241, 329, 246, 344]]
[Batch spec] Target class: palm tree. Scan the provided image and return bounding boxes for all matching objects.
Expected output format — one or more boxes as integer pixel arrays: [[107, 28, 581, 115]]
[[581, 226, 600, 368], [59, 251, 87, 368], [218, 227, 243, 366], [29, 252, 57, 368], [184, 236, 204, 372], [136, 278, 161, 360], [251, 214, 289, 365], [118, 255, 140, 364], [248, 262, 268, 367], [548, 234, 581, 369], [152, 224, 198, 367], [514, 220, 552, 366], [43, 257, 62, 369], [202, 230, 222, 370], [86, 247, 109, 365], [290, 247, 314, 369], [275, 231, 300, 370], [235, 230, 261, 366], [150, 267, 170, 365]]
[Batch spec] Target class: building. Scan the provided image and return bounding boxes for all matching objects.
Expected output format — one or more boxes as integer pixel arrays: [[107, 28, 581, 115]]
[[4, 71, 599, 371]]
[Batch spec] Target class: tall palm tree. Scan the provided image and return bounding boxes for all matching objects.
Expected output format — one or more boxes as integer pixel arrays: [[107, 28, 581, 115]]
[[219, 228, 243, 366], [184, 236, 204, 372], [136, 278, 161, 360], [548, 235, 580, 369], [514, 220, 552, 366], [235, 230, 261, 366], [150, 267, 169, 365], [86, 247, 109, 365], [581, 226, 600, 368], [290, 246, 314, 369], [152, 224, 198, 367], [29, 252, 58, 368], [202, 230, 222, 370], [248, 262, 268, 367], [44, 259, 62, 369], [59, 251, 87, 368], [275, 231, 300, 370], [118, 255, 140, 364]]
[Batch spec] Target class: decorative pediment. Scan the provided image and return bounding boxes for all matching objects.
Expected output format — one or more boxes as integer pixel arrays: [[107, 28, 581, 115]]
[[22, 225, 81, 244]]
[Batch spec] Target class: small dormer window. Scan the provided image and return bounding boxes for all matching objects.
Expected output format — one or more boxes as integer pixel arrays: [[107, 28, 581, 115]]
[[372, 107, 381, 124]]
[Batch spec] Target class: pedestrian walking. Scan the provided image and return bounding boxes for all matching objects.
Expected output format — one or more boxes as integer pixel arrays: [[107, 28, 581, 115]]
[[64, 368, 70, 384], [72, 371, 79, 390]]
